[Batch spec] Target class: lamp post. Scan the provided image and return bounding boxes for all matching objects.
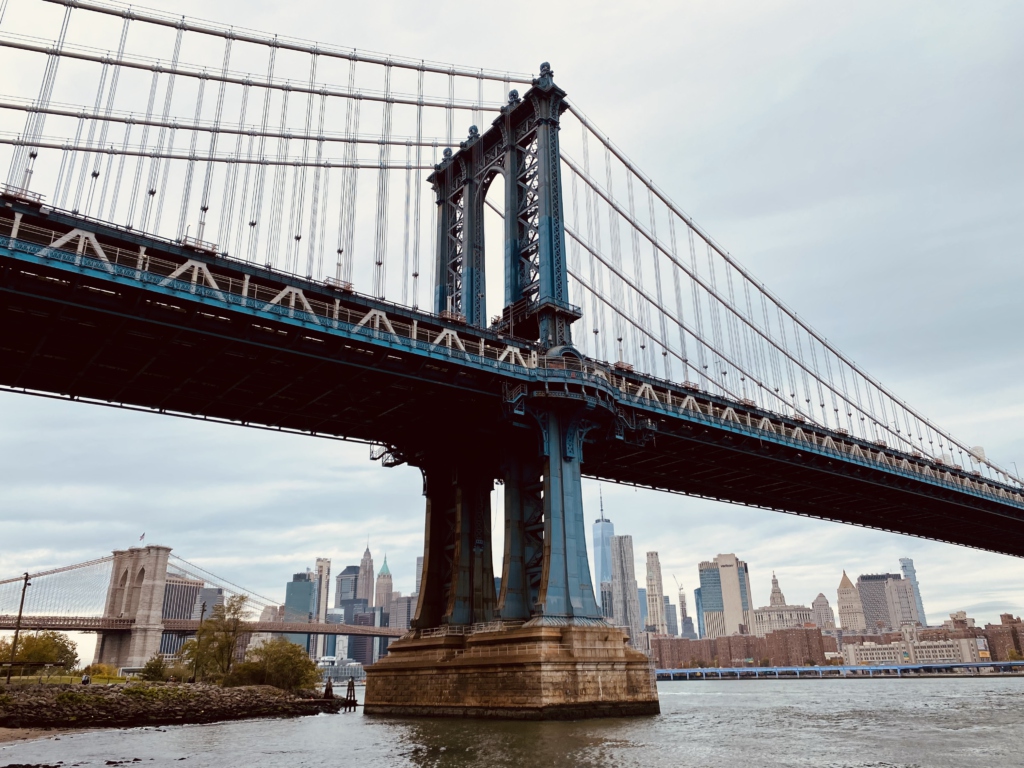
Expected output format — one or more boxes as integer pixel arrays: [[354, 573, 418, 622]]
[[5, 573, 31, 684], [192, 601, 207, 683]]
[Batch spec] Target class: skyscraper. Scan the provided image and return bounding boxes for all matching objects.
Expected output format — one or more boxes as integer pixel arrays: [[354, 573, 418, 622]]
[[694, 588, 705, 638], [885, 577, 920, 628], [375, 556, 394, 616], [697, 553, 754, 639], [899, 557, 928, 627], [592, 489, 614, 608], [610, 535, 644, 647], [600, 582, 613, 618], [335, 565, 360, 607], [645, 551, 668, 635], [637, 587, 648, 627], [812, 593, 836, 629], [357, 546, 375, 606], [678, 584, 697, 639], [663, 595, 678, 637], [284, 571, 316, 650], [312, 557, 331, 659], [857, 573, 903, 631], [837, 571, 867, 631]]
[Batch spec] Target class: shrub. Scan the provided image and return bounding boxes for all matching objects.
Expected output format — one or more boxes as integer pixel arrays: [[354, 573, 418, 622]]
[[138, 655, 168, 682], [224, 638, 320, 692]]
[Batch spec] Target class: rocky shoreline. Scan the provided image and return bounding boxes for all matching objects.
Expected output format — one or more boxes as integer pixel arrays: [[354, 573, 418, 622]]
[[0, 683, 342, 729]]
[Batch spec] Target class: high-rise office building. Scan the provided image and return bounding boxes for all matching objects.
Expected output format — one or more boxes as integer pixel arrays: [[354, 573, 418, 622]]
[[600, 582, 613, 618], [159, 575, 205, 656], [335, 565, 360, 607], [697, 553, 754, 639], [678, 584, 697, 639], [390, 594, 416, 631], [592, 489, 614, 608], [837, 571, 867, 631], [192, 587, 224, 620], [284, 571, 316, 650], [312, 557, 331, 658], [357, 546, 375, 605], [375, 556, 394, 616], [663, 595, 678, 637], [645, 552, 668, 635], [610, 535, 644, 647], [415, 556, 424, 595], [637, 587, 648, 627], [857, 573, 903, 631], [885, 577, 920, 628], [899, 557, 928, 627], [694, 588, 705, 638], [812, 593, 836, 629], [752, 573, 813, 637]]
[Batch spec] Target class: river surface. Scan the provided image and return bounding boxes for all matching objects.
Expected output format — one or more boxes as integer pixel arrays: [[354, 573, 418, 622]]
[[3, 678, 1023, 767]]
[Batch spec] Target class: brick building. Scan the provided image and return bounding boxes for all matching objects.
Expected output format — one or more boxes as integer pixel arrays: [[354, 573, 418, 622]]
[[765, 627, 829, 666], [715, 634, 767, 666], [983, 614, 1023, 661], [650, 637, 717, 668]]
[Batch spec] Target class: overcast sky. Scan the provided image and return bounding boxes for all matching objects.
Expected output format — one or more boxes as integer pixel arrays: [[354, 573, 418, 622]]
[[2, 0, 1023, 649]]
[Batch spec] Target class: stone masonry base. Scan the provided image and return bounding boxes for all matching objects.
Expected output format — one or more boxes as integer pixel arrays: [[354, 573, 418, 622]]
[[364, 622, 660, 720]]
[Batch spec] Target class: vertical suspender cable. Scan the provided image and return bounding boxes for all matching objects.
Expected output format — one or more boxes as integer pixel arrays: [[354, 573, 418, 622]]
[[195, 35, 234, 245], [140, 22, 185, 232], [265, 82, 292, 268], [306, 89, 328, 278], [401, 141, 412, 305], [372, 63, 394, 298], [125, 69, 160, 226], [175, 71, 209, 240], [8, 5, 72, 190], [289, 51, 320, 274], [247, 41, 278, 263], [220, 80, 251, 255], [87, 16, 130, 217], [411, 65, 424, 309], [71, 57, 111, 213]]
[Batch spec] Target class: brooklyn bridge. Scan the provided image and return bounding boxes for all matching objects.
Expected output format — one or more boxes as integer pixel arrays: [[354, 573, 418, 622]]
[[1, 0, 1021, 718]]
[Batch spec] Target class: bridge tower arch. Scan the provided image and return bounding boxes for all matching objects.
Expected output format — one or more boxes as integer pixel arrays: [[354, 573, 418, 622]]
[[94, 545, 171, 669]]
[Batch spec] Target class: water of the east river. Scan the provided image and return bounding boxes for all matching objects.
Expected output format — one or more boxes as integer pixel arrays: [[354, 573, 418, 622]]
[[3, 678, 1023, 767]]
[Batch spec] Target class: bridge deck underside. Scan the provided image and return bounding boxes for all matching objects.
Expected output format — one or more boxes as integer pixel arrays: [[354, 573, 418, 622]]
[[2, 248, 1023, 557]]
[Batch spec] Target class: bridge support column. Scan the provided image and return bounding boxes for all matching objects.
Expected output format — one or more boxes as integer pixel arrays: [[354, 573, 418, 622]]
[[366, 406, 658, 719], [412, 458, 497, 629]]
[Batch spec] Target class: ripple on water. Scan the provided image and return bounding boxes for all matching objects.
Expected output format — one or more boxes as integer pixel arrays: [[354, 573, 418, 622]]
[[2, 678, 1023, 768]]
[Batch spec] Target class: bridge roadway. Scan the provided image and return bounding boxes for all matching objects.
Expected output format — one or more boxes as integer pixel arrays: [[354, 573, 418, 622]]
[[2, 192, 1024, 556], [0, 614, 404, 638]]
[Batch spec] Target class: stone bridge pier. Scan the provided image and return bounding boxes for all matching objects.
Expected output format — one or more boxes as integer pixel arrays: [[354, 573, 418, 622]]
[[93, 545, 171, 669]]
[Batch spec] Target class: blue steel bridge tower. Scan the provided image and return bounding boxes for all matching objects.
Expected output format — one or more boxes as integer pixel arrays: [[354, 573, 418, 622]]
[[412, 64, 601, 630]]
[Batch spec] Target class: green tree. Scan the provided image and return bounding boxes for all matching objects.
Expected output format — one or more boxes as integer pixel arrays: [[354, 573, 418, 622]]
[[0, 631, 79, 671], [225, 637, 320, 692], [177, 595, 250, 682], [139, 654, 168, 682]]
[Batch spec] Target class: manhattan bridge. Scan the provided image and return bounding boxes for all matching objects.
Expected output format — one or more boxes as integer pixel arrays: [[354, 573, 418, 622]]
[[0, 0, 1022, 717]]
